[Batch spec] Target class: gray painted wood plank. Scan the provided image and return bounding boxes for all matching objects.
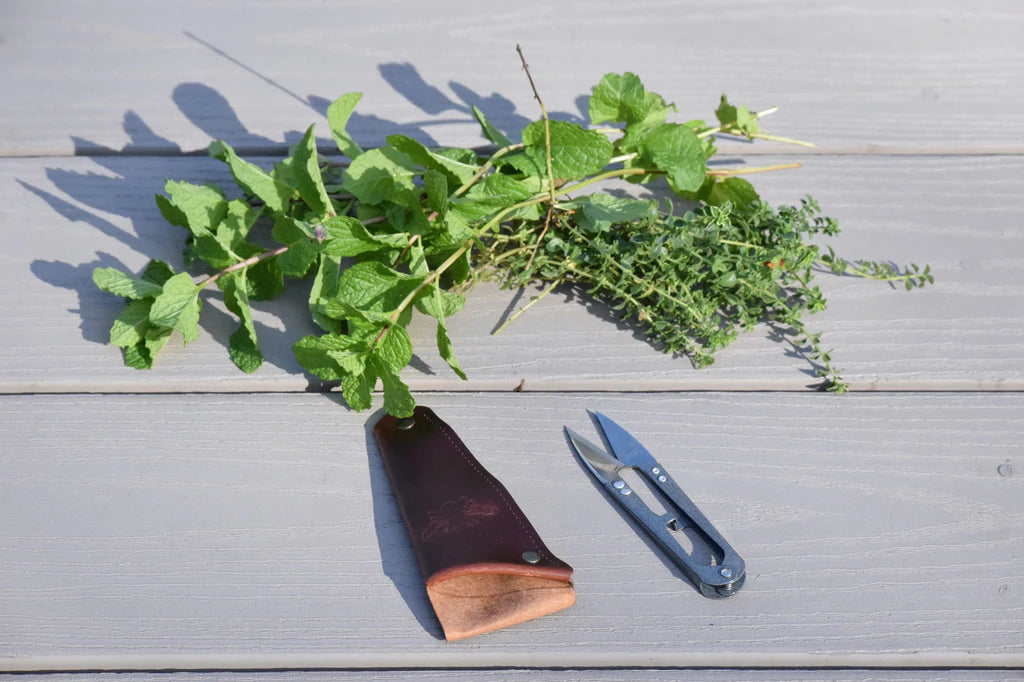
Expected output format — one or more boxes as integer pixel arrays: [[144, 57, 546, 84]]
[[2, 392, 1021, 671], [4, 154, 1023, 393], [1, 1, 1021, 156], [7, 671, 1022, 681]]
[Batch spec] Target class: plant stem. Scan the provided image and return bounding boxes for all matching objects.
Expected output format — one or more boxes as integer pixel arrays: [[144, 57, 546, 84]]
[[707, 163, 802, 177], [453, 143, 525, 197], [199, 246, 290, 289], [492, 276, 565, 335]]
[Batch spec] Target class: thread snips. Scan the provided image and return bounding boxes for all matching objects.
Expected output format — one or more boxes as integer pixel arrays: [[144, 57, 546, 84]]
[[565, 411, 745, 598]]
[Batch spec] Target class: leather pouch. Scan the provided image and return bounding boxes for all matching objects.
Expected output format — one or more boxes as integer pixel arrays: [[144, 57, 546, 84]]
[[373, 406, 575, 641]]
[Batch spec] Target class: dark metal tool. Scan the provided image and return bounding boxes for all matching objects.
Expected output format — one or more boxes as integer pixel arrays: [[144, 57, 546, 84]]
[[566, 411, 745, 598]]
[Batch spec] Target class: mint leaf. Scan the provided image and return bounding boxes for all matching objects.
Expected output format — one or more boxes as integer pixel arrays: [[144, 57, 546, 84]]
[[156, 181, 227, 237], [636, 123, 706, 193], [326, 92, 364, 159], [327, 261, 423, 321], [376, 324, 413, 374], [216, 199, 261, 257], [707, 177, 760, 209], [522, 120, 612, 180], [244, 257, 285, 301], [715, 95, 761, 138], [589, 72, 671, 129], [435, 315, 466, 380], [341, 146, 419, 206], [123, 327, 172, 370], [109, 299, 157, 347], [472, 105, 513, 147], [210, 141, 294, 213], [372, 356, 415, 418], [564, 194, 657, 232], [309, 253, 343, 334], [293, 124, 332, 218], [423, 169, 448, 217], [320, 215, 409, 257], [219, 271, 263, 373], [293, 333, 368, 382], [149, 272, 201, 343], [386, 134, 478, 186], [92, 267, 164, 300]]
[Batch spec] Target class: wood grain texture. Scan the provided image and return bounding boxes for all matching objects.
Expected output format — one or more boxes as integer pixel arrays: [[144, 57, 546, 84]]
[[1, 1, 1021, 156], [4, 154, 1022, 393], [1, 392, 1021, 671]]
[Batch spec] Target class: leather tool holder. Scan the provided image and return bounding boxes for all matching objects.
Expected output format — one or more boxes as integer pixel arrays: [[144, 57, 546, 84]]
[[373, 406, 575, 641]]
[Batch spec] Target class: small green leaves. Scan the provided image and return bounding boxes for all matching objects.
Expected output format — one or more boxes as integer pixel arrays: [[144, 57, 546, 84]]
[[715, 95, 761, 139], [91, 67, 930, 414], [93, 260, 198, 368]]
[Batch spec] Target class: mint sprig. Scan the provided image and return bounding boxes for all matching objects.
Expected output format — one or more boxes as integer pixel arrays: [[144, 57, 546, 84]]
[[92, 59, 932, 415]]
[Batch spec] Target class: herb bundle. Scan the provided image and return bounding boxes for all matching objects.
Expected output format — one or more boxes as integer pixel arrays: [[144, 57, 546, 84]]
[[92, 59, 931, 417]]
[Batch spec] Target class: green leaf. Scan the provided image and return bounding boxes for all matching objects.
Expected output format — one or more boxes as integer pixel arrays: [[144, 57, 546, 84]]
[[521, 120, 613, 180], [109, 299, 157, 347], [326, 92, 364, 159], [414, 284, 464, 319], [376, 324, 413, 374], [715, 95, 761, 138], [157, 181, 227, 237], [371, 355, 415, 418], [341, 146, 419, 207], [423, 169, 449, 217], [327, 261, 423, 321], [435, 316, 466, 380], [245, 257, 285, 301], [341, 369, 375, 412], [589, 72, 671, 131], [386, 134, 479, 186], [320, 215, 409, 257], [277, 237, 322, 278], [219, 271, 263, 373], [216, 199, 261, 255], [140, 260, 176, 287], [293, 124, 332, 218], [210, 141, 294, 213], [92, 267, 164, 300], [309, 253, 343, 334], [707, 177, 760, 209], [123, 327, 172, 370], [564, 194, 657, 231], [636, 123, 706, 193], [472, 105, 513, 147], [293, 333, 368, 381], [149, 272, 201, 343]]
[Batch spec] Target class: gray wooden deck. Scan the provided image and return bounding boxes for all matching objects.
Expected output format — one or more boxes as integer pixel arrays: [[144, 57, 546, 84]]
[[1, 2, 1022, 680]]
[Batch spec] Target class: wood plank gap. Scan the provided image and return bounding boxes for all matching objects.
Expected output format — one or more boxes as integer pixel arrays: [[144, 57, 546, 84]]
[[3, 652, 1023, 674]]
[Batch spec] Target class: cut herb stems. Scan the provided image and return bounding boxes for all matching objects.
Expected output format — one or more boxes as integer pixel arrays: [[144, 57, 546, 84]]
[[92, 61, 932, 417]]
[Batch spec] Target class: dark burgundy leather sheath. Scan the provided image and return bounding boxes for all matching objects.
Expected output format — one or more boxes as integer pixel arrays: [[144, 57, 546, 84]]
[[373, 406, 575, 640]]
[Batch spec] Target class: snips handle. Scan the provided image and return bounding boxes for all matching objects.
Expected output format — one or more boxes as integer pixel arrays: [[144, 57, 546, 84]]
[[609, 463, 745, 599]]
